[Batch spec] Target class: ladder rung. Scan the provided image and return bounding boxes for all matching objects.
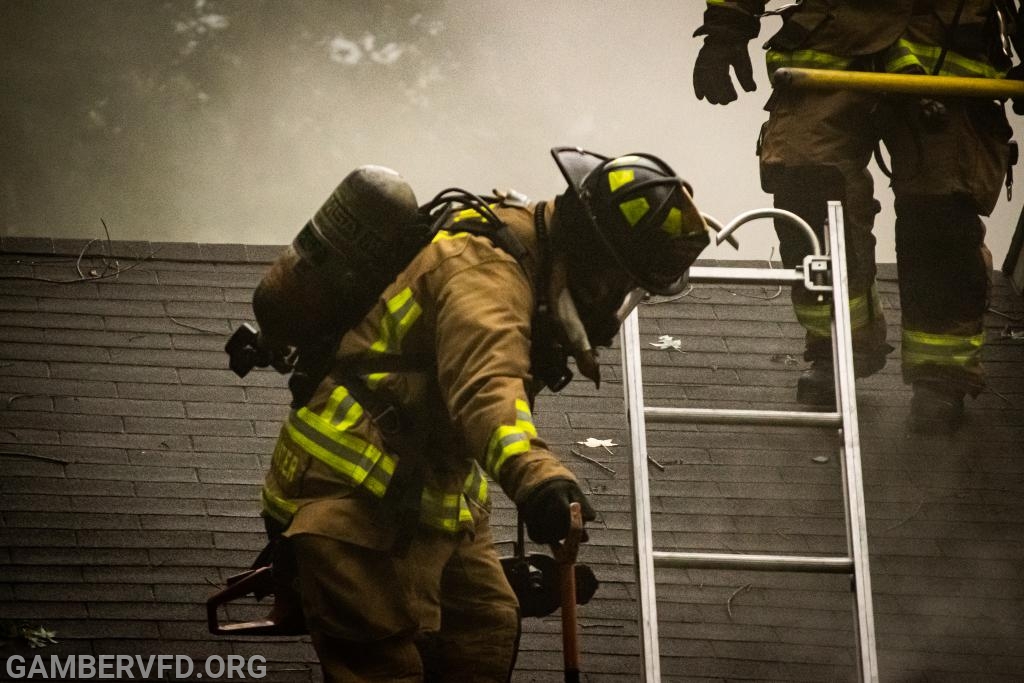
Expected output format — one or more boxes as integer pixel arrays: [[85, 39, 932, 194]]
[[688, 266, 804, 286], [644, 406, 842, 428], [653, 551, 854, 574]]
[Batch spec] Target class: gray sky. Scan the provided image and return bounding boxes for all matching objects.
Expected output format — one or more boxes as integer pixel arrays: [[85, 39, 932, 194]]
[[3, 0, 1023, 264]]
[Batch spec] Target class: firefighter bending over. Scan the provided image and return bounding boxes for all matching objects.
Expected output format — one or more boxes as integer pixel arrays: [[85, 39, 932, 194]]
[[256, 148, 710, 681], [693, 1, 1020, 432]]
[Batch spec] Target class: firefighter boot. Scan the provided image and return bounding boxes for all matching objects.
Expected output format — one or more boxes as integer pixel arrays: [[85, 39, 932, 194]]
[[910, 380, 965, 434], [797, 360, 835, 407], [796, 352, 889, 408]]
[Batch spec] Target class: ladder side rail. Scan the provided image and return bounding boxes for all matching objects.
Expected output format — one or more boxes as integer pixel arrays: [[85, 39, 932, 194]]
[[826, 201, 880, 682], [621, 309, 661, 682]]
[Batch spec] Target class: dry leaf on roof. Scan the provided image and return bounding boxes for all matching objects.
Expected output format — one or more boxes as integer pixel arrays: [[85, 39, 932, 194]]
[[577, 438, 617, 450], [1, 623, 59, 649], [650, 335, 683, 352]]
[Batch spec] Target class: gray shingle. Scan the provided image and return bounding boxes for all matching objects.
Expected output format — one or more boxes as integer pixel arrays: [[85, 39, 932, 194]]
[[1, 241, 1022, 682]]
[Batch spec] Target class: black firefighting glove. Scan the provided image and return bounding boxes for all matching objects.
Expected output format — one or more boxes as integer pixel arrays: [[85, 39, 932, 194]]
[[520, 479, 597, 545], [692, 7, 760, 105], [693, 38, 757, 104]]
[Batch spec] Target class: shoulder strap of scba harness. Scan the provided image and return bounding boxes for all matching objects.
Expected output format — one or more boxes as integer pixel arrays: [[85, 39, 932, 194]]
[[425, 188, 531, 266]]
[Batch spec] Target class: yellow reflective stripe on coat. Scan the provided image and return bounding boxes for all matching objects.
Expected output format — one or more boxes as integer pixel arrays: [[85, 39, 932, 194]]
[[464, 461, 489, 505], [485, 399, 537, 479], [902, 330, 984, 367], [882, 39, 1006, 79], [449, 204, 501, 225], [286, 408, 396, 497], [262, 487, 297, 526], [768, 42, 1004, 80], [321, 385, 363, 428], [419, 462, 489, 533], [365, 287, 422, 387], [431, 229, 471, 243], [767, 49, 853, 76], [796, 288, 878, 339]]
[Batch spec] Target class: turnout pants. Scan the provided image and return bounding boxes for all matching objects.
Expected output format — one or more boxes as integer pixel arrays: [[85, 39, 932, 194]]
[[289, 510, 520, 682], [759, 87, 1012, 394]]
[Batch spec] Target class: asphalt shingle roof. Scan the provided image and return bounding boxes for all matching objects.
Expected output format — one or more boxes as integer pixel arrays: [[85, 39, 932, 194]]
[[1, 237, 1022, 682]]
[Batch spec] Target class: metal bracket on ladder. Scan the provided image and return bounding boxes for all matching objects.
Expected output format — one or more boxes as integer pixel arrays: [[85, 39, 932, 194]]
[[620, 201, 879, 682]]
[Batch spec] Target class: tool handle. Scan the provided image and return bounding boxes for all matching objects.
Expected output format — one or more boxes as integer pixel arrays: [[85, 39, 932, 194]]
[[557, 502, 584, 675]]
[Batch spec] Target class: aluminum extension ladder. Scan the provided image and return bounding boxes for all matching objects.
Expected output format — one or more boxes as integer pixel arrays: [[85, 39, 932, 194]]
[[620, 201, 878, 682]]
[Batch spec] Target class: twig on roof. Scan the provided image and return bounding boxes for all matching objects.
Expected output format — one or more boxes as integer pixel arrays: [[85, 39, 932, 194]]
[[0, 219, 160, 284], [726, 583, 752, 619], [75, 239, 100, 279], [988, 388, 1013, 406], [643, 283, 696, 304], [989, 307, 1024, 324], [99, 218, 121, 276], [0, 248, 160, 284], [0, 451, 68, 465], [168, 316, 222, 334], [580, 621, 626, 629], [884, 498, 926, 532], [569, 448, 616, 474], [3, 394, 34, 409]]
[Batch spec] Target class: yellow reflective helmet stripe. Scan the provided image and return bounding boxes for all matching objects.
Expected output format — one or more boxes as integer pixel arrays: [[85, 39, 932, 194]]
[[619, 196, 651, 227], [604, 163, 650, 227], [608, 168, 635, 192], [366, 287, 422, 387], [902, 330, 984, 367], [661, 207, 683, 237]]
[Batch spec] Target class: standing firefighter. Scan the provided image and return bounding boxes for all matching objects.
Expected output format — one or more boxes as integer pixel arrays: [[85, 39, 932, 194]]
[[257, 148, 709, 681], [692, 1, 1020, 431]]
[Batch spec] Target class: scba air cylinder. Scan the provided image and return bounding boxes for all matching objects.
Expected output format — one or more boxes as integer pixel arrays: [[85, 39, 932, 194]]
[[253, 165, 422, 351]]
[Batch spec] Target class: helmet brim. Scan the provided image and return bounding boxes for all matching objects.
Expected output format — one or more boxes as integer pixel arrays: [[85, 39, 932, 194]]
[[551, 146, 610, 199]]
